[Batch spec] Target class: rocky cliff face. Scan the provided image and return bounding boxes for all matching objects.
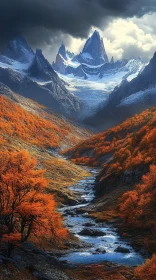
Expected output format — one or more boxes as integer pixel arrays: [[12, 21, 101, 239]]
[[58, 43, 67, 60], [78, 30, 109, 65], [29, 48, 57, 80], [53, 43, 68, 74], [53, 53, 66, 75]]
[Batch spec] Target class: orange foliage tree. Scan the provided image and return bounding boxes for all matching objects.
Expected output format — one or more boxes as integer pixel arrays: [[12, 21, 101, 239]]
[[0, 150, 67, 256], [120, 165, 156, 252], [135, 255, 156, 280]]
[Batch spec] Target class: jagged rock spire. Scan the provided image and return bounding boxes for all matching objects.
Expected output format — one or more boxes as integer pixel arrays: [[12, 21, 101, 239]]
[[81, 30, 109, 65], [111, 56, 114, 64], [58, 42, 67, 61]]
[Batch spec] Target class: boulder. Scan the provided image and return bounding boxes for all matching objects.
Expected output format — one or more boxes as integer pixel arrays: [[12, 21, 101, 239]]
[[83, 222, 95, 227], [94, 248, 106, 254], [79, 228, 106, 237], [114, 246, 131, 253]]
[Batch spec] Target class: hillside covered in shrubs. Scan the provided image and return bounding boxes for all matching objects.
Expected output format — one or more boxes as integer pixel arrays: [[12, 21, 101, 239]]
[[64, 107, 156, 273]]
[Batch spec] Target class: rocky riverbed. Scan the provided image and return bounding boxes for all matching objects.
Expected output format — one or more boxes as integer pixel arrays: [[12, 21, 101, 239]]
[[59, 169, 144, 267]]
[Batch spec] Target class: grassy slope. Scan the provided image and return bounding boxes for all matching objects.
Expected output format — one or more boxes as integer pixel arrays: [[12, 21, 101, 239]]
[[11, 92, 92, 151], [0, 92, 92, 203]]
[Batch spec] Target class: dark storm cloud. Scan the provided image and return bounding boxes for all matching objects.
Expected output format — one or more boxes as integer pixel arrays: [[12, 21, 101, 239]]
[[0, 0, 156, 48]]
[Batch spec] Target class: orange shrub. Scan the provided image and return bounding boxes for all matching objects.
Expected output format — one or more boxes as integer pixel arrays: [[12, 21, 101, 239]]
[[120, 165, 156, 251], [0, 96, 70, 148], [65, 107, 156, 170], [135, 255, 156, 280]]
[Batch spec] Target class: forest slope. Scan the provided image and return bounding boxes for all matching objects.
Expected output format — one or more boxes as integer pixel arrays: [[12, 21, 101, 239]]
[[64, 107, 156, 254], [0, 92, 91, 203]]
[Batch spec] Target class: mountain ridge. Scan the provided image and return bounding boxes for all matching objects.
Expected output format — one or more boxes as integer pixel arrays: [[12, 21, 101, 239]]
[[0, 36, 81, 118], [53, 30, 144, 81], [84, 52, 156, 130]]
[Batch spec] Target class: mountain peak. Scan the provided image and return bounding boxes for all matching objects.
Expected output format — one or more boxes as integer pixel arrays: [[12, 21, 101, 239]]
[[29, 48, 54, 80], [36, 48, 42, 54], [53, 53, 66, 74], [58, 42, 67, 61], [81, 30, 108, 65], [2, 36, 34, 63], [92, 30, 100, 38]]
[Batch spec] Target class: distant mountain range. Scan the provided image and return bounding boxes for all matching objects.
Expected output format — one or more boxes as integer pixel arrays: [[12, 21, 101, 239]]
[[0, 36, 80, 118], [85, 52, 156, 130], [0, 32, 156, 129], [53, 30, 144, 81]]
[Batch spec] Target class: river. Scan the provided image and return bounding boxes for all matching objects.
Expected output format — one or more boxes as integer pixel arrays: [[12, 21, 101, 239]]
[[59, 169, 144, 267]]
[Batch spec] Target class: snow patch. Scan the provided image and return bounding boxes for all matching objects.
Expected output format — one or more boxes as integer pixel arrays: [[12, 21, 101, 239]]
[[118, 87, 156, 107], [81, 52, 93, 60], [0, 57, 32, 74]]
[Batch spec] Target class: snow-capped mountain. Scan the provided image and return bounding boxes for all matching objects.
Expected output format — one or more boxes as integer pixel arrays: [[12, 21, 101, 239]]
[[85, 52, 156, 130], [76, 30, 108, 65], [2, 36, 34, 63], [0, 37, 80, 118], [52, 30, 145, 120], [58, 43, 67, 61], [53, 30, 144, 82], [29, 48, 57, 80]]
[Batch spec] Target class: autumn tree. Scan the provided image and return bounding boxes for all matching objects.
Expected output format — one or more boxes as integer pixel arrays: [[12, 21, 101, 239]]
[[135, 255, 156, 280], [0, 150, 67, 256], [120, 165, 156, 252]]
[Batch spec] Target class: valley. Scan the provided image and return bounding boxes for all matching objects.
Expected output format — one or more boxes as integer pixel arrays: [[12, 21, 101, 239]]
[[0, 88, 151, 280], [0, 27, 155, 280]]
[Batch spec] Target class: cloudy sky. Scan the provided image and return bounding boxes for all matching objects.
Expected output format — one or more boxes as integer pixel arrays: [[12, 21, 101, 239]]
[[1, 0, 156, 62]]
